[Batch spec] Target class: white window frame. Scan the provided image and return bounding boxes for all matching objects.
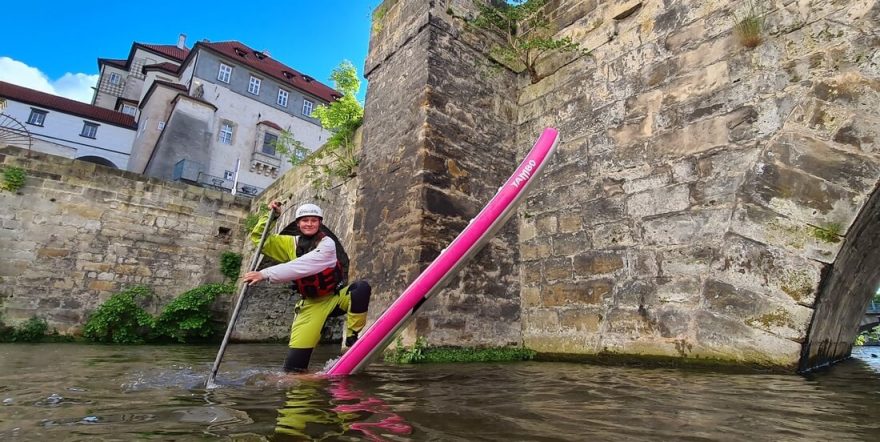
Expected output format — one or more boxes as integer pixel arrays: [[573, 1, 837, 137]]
[[219, 122, 234, 144], [80, 121, 99, 139], [302, 99, 314, 116], [109, 72, 121, 85], [248, 76, 261, 95], [121, 104, 137, 116], [224, 170, 234, 180], [218, 63, 232, 83], [27, 109, 47, 126], [277, 89, 289, 107]]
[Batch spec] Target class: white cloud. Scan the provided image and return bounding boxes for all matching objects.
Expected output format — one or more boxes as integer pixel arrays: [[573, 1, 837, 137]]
[[0, 57, 98, 103]]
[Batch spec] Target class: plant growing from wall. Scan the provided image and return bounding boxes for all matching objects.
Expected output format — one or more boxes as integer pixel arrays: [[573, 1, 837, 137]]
[[152, 283, 234, 343], [83, 286, 155, 344], [470, 0, 585, 84], [809, 222, 842, 243], [732, 0, 765, 49], [1, 166, 26, 192], [220, 251, 243, 281]]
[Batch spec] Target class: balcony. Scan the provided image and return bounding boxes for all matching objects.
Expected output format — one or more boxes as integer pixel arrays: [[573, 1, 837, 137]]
[[250, 151, 281, 177], [172, 159, 264, 197]]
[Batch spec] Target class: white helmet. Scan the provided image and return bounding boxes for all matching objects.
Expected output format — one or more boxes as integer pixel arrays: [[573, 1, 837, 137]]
[[294, 203, 323, 221]]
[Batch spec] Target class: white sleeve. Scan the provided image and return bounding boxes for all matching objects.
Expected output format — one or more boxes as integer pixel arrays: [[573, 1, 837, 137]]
[[259, 236, 337, 283]]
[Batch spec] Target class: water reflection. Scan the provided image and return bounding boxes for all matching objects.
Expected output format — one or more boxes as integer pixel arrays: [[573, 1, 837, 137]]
[[275, 377, 412, 441]]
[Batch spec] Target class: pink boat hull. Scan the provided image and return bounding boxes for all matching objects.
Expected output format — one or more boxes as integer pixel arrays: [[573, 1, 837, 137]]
[[326, 128, 561, 376]]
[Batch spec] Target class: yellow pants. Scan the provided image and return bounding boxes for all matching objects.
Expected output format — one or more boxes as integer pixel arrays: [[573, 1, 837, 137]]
[[289, 284, 367, 349]]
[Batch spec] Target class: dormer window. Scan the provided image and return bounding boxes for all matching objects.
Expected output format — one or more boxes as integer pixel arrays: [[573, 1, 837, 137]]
[[234, 47, 247, 57], [254, 51, 266, 60], [282, 71, 294, 80], [302, 75, 313, 82]]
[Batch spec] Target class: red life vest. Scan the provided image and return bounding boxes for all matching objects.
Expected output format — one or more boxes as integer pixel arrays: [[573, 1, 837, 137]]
[[292, 231, 344, 297]]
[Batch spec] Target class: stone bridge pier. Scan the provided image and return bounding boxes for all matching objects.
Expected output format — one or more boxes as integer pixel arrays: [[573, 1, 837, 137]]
[[353, 0, 880, 372]]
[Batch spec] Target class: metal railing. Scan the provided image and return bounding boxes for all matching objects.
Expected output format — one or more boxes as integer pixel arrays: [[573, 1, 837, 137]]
[[173, 159, 264, 198]]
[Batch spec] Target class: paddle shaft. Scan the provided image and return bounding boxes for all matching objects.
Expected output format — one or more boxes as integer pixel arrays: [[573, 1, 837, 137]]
[[205, 209, 278, 387]]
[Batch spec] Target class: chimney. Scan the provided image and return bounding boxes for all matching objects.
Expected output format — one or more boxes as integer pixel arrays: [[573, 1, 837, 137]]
[[177, 33, 187, 49]]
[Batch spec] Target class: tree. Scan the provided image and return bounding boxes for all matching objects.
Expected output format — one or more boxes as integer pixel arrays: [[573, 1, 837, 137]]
[[312, 60, 364, 152], [471, 0, 584, 84], [272, 60, 364, 190]]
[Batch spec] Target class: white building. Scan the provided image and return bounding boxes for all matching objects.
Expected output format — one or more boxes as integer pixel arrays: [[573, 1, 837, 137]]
[[92, 34, 337, 196], [0, 81, 137, 169]]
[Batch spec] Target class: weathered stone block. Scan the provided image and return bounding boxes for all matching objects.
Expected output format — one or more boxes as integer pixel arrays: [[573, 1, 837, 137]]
[[542, 256, 573, 281], [641, 208, 730, 246], [541, 279, 612, 307], [591, 221, 636, 249], [558, 309, 602, 332], [625, 183, 690, 218], [573, 250, 625, 275]]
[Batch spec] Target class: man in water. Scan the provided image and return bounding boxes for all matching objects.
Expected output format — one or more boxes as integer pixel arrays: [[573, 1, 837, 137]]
[[242, 201, 371, 372]]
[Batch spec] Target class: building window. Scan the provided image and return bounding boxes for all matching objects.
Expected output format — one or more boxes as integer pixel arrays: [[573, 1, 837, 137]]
[[121, 104, 137, 116], [218, 63, 232, 83], [27, 109, 47, 126], [248, 76, 261, 95], [109, 72, 122, 85], [262, 133, 278, 155], [302, 99, 314, 116], [81, 122, 99, 139], [224, 170, 234, 180], [219, 122, 234, 144], [277, 89, 289, 107]]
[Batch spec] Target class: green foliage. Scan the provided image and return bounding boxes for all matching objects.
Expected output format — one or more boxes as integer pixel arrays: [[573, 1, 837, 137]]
[[856, 325, 880, 346], [1, 166, 26, 192], [372, 4, 388, 34], [243, 204, 268, 234], [274, 131, 311, 167], [83, 286, 154, 344], [0, 316, 61, 343], [153, 283, 233, 343], [733, 0, 764, 49], [385, 336, 428, 364], [220, 251, 243, 281], [810, 223, 842, 243], [12, 316, 49, 342], [470, 0, 586, 84], [385, 336, 537, 364], [274, 61, 363, 192]]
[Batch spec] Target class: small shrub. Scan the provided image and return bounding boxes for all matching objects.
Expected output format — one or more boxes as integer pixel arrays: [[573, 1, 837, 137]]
[[810, 223, 842, 243], [12, 316, 49, 342], [83, 286, 154, 344], [220, 251, 243, 281], [1, 166, 26, 192], [733, 0, 764, 49], [385, 336, 428, 364], [153, 283, 234, 343]]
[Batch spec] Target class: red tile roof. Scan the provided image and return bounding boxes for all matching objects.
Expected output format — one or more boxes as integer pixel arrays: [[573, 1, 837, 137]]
[[258, 120, 283, 131], [140, 44, 189, 62], [197, 41, 341, 103], [144, 62, 180, 75], [0, 81, 137, 129]]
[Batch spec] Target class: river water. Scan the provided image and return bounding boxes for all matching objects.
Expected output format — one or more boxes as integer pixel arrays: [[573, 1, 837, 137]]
[[1, 343, 879, 441]]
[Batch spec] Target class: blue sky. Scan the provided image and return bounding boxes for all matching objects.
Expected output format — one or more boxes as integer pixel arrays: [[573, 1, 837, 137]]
[[0, 0, 379, 103]]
